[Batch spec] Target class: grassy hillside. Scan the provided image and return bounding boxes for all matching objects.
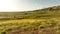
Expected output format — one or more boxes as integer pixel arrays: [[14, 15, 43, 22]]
[[0, 6, 60, 34], [0, 6, 60, 19]]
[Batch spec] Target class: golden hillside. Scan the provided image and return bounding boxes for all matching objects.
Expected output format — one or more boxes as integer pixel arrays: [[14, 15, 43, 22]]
[[0, 6, 60, 34]]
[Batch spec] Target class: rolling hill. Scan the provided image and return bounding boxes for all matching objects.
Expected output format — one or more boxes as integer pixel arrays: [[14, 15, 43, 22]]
[[0, 6, 60, 34], [0, 6, 60, 19]]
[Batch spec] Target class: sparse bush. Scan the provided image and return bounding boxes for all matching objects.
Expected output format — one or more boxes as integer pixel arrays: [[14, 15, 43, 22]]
[[5, 29, 12, 31], [46, 20, 57, 27], [1, 32, 6, 34]]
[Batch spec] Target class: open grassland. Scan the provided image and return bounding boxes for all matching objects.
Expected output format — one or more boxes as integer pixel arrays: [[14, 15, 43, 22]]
[[0, 18, 60, 34], [0, 6, 60, 34]]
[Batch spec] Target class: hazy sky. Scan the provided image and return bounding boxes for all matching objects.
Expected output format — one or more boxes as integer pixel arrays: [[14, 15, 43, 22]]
[[0, 0, 60, 11]]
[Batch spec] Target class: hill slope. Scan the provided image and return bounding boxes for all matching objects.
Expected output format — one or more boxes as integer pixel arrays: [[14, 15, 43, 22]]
[[0, 6, 60, 19], [0, 6, 60, 34]]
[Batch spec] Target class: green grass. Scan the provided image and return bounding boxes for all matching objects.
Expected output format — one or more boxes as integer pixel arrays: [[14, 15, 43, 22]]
[[0, 6, 60, 34], [0, 19, 60, 34]]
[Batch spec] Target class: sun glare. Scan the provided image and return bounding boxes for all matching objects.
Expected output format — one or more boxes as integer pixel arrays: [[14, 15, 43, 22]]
[[0, 0, 18, 11], [0, 0, 45, 11]]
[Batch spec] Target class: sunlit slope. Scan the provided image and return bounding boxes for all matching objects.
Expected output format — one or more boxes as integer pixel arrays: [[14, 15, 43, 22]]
[[0, 6, 60, 34], [0, 19, 60, 34], [0, 18, 59, 24]]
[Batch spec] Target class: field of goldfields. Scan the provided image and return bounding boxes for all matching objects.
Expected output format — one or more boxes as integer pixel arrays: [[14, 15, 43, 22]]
[[0, 6, 60, 34]]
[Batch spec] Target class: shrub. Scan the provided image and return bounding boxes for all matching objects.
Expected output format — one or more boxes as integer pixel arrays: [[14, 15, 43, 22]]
[[1, 32, 6, 34]]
